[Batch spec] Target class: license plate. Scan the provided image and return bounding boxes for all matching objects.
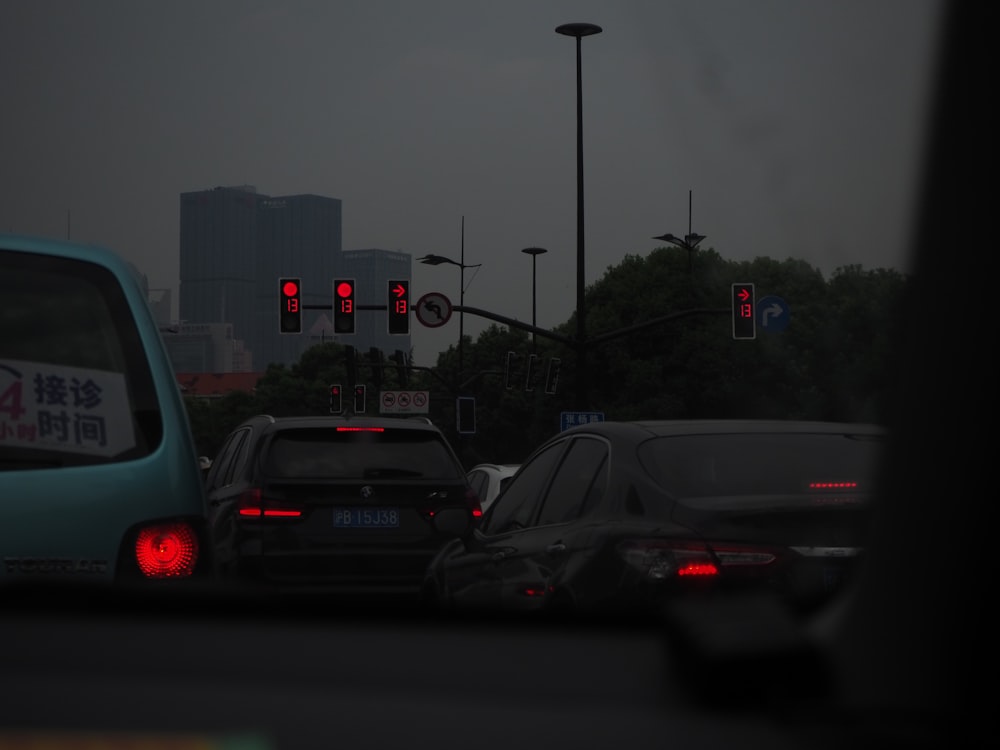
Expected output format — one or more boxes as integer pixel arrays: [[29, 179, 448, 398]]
[[334, 507, 400, 528]]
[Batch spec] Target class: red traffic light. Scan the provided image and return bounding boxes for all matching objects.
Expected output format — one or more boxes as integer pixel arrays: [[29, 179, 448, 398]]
[[333, 278, 356, 335], [387, 279, 410, 335], [731, 282, 756, 340], [279, 277, 302, 334]]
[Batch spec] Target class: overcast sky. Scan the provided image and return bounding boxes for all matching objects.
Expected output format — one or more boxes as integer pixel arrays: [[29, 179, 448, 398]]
[[1, 0, 942, 366]]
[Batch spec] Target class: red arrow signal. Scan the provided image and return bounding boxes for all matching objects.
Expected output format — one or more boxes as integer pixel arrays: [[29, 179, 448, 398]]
[[392, 283, 406, 298], [738, 288, 750, 302]]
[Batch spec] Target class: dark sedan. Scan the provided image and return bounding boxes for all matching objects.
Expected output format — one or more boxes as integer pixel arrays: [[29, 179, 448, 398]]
[[423, 419, 883, 616], [205, 414, 481, 595]]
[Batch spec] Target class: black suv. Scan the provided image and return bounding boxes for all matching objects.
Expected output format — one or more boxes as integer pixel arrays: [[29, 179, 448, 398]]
[[204, 414, 481, 594]]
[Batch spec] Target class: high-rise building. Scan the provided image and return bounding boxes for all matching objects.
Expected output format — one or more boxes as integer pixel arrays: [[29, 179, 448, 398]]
[[254, 194, 342, 368], [179, 186, 343, 369]]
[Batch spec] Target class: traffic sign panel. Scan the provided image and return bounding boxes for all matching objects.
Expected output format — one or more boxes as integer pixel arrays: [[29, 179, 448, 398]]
[[379, 390, 430, 414], [415, 292, 452, 328], [560, 411, 605, 431], [758, 295, 791, 333]]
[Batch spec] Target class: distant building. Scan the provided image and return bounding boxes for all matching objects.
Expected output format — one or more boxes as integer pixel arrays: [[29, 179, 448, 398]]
[[176, 371, 263, 399], [162, 323, 249, 374], [179, 186, 343, 370], [147, 288, 172, 329], [178, 186, 411, 370]]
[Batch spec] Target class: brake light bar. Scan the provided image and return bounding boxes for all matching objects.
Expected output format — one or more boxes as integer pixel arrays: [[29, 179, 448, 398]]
[[809, 481, 859, 489], [336, 426, 385, 433], [238, 489, 303, 518]]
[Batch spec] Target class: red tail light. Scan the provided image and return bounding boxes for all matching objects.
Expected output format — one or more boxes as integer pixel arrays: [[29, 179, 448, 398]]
[[134, 522, 199, 578], [237, 489, 303, 519], [618, 539, 780, 581], [618, 540, 719, 580], [465, 486, 483, 519], [336, 426, 385, 433]]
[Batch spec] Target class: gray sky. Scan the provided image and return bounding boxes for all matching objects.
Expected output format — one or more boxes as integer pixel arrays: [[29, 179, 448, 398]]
[[1, 0, 942, 366]]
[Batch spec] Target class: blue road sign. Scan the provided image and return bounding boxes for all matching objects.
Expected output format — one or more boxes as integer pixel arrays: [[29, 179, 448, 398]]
[[758, 295, 790, 333], [560, 411, 605, 431]]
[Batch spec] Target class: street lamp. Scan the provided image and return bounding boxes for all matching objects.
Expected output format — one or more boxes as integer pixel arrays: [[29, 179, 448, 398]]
[[653, 190, 706, 272], [418, 245, 481, 389], [521, 246, 548, 351], [556, 21, 602, 409]]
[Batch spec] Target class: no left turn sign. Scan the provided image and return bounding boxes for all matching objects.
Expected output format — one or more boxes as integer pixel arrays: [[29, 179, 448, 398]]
[[415, 292, 452, 328]]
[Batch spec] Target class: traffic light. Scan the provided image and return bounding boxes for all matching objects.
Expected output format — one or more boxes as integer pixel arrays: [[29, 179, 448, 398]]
[[329, 384, 342, 414], [504, 351, 517, 390], [544, 358, 562, 395], [353, 384, 366, 414], [387, 279, 410, 335], [278, 277, 302, 334], [732, 282, 756, 340], [524, 354, 539, 392], [457, 396, 476, 435], [333, 278, 356, 335]]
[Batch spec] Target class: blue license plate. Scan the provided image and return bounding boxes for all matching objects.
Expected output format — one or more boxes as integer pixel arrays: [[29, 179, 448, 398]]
[[334, 507, 400, 528]]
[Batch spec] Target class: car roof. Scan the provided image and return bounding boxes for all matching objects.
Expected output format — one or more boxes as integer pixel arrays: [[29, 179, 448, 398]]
[[252, 415, 443, 433], [561, 419, 884, 439], [1, 232, 149, 292]]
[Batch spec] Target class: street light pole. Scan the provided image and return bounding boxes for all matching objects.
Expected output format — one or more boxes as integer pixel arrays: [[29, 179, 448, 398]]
[[459, 216, 465, 382], [653, 190, 706, 272], [417, 239, 481, 392], [556, 22, 602, 409], [521, 247, 548, 351]]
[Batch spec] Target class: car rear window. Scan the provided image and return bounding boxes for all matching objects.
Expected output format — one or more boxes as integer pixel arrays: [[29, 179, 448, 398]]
[[637, 432, 883, 501], [0, 249, 162, 468], [261, 427, 464, 480]]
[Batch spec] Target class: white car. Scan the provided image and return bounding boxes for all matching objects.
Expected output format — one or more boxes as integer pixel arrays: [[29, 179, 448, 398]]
[[466, 463, 519, 512]]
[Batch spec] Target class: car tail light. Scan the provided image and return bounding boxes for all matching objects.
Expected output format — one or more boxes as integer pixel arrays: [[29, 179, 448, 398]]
[[618, 539, 782, 581], [134, 522, 199, 578], [237, 488, 303, 519], [618, 540, 719, 580], [465, 486, 483, 519]]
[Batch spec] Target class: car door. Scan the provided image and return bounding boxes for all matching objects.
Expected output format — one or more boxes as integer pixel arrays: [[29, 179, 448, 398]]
[[443, 442, 567, 608], [491, 437, 611, 609]]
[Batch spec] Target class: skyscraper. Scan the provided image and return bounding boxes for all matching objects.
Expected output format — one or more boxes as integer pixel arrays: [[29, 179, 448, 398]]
[[179, 186, 343, 369]]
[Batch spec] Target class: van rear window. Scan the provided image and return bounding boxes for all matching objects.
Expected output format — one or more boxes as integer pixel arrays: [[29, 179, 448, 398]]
[[0, 249, 161, 468]]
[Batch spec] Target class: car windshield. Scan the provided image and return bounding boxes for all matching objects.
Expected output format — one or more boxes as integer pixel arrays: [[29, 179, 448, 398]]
[[261, 427, 464, 479], [637, 431, 883, 501]]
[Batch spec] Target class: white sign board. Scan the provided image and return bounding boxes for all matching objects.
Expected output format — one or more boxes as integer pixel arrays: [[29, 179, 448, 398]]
[[0, 359, 137, 457], [379, 390, 430, 414]]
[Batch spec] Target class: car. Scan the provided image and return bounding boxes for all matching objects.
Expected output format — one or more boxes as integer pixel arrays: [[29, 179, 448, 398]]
[[424, 419, 884, 616], [466, 462, 519, 512], [204, 414, 482, 594], [0, 233, 214, 586]]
